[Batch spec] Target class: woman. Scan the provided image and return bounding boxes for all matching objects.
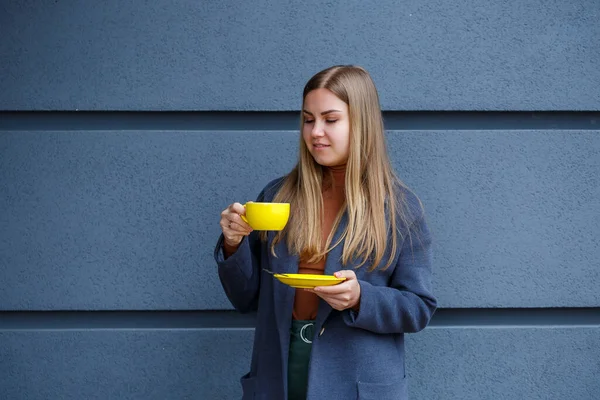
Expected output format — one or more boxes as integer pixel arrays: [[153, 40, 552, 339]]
[[215, 65, 437, 399]]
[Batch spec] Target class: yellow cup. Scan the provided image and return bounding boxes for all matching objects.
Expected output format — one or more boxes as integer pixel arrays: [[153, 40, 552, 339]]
[[240, 202, 290, 231]]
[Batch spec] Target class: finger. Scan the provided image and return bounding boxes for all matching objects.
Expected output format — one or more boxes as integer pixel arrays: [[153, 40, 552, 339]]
[[228, 220, 252, 234], [315, 291, 353, 305], [333, 270, 357, 280], [316, 291, 357, 311], [220, 217, 250, 239], [229, 202, 246, 215], [227, 204, 253, 230], [228, 215, 252, 232], [311, 293, 347, 311], [308, 287, 350, 303], [221, 216, 249, 233], [313, 281, 352, 295]]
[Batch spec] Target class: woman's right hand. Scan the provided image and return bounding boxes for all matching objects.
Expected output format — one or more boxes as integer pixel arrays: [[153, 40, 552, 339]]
[[220, 202, 253, 247]]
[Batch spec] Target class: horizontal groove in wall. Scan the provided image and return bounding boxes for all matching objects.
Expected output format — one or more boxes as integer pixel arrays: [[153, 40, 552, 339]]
[[1, 111, 599, 131], [0, 308, 598, 331]]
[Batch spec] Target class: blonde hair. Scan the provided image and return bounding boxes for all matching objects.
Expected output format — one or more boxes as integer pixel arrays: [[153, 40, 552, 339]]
[[265, 65, 419, 271]]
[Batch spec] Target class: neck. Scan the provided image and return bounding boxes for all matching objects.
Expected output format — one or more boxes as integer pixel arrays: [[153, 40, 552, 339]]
[[323, 163, 346, 189]]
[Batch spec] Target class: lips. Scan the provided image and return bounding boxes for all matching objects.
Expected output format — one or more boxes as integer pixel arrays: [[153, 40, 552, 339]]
[[313, 143, 330, 148]]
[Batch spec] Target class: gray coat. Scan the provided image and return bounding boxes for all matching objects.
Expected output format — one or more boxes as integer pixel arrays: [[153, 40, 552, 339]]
[[214, 177, 437, 399]]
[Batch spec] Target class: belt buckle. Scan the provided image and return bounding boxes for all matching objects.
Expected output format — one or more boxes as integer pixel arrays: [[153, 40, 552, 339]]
[[299, 322, 314, 344]]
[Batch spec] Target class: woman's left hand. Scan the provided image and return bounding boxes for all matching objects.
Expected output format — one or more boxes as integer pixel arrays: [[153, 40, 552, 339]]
[[306, 270, 361, 311]]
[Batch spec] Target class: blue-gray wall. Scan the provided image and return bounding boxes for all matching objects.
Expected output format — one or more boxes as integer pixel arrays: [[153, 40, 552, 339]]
[[1, 1, 599, 399]]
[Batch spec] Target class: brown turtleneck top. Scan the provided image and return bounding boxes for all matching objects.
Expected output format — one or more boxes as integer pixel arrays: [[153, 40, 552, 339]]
[[223, 164, 346, 321], [292, 165, 346, 320]]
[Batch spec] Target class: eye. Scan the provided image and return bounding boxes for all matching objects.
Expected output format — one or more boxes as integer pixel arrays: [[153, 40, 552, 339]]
[[326, 119, 338, 124], [304, 119, 314, 124]]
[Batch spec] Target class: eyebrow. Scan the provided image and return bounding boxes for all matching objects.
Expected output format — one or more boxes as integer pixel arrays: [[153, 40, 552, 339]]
[[302, 109, 342, 116]]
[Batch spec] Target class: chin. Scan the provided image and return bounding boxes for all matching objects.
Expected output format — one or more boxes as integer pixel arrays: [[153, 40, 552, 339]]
[[312, 157, 333, 167], [309, 152, 344, 167], [317, 161, 341, 168]]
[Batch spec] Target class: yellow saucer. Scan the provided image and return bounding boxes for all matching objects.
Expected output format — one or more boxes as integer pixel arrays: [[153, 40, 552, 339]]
[[273, 273, 346, 289]]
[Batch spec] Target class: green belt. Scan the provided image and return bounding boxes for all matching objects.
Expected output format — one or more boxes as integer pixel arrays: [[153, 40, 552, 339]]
[[287, 320, 315, 400]]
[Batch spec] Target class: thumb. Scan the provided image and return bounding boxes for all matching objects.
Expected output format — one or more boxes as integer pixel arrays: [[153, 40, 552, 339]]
[[334, 270, 356, 280]]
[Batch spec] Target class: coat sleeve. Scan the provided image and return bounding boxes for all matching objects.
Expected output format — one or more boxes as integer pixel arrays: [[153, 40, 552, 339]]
[[342, 213, 438, 334], [213, 177, 284, 313], [214, 230, 262, 314], [213, 185, 270, 313]]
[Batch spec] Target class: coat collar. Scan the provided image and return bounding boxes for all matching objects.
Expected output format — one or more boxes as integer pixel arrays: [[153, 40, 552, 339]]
[[315, 211, 348, 330], [268, 235, 295, 387]]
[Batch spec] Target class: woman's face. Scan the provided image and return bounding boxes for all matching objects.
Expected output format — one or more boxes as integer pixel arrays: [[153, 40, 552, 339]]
[[302, 88, 350, 167]]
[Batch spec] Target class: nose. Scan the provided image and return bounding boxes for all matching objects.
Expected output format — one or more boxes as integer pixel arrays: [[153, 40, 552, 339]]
[[311, 121, 325, 137]]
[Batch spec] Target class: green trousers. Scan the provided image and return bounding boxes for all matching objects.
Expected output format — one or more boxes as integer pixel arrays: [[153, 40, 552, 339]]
[[287, 320, 315, 400]]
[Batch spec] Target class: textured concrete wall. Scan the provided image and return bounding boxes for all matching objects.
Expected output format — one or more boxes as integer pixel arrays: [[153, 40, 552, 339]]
[[1, 1, 599, 399], [1, 1, 600, 111], [1, 328, 598, 399], [1, 130, 599, 310]]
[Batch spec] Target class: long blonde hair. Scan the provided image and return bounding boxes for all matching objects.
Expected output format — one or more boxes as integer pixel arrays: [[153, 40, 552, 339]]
[[266, 65, 418, 271]]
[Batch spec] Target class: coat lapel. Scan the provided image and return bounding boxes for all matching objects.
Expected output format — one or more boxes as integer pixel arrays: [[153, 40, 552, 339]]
[[315, 212, 349, 331], [269, 213, 351, 375], [270, 234, 298, 318], [268, 234, 297, 380]]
